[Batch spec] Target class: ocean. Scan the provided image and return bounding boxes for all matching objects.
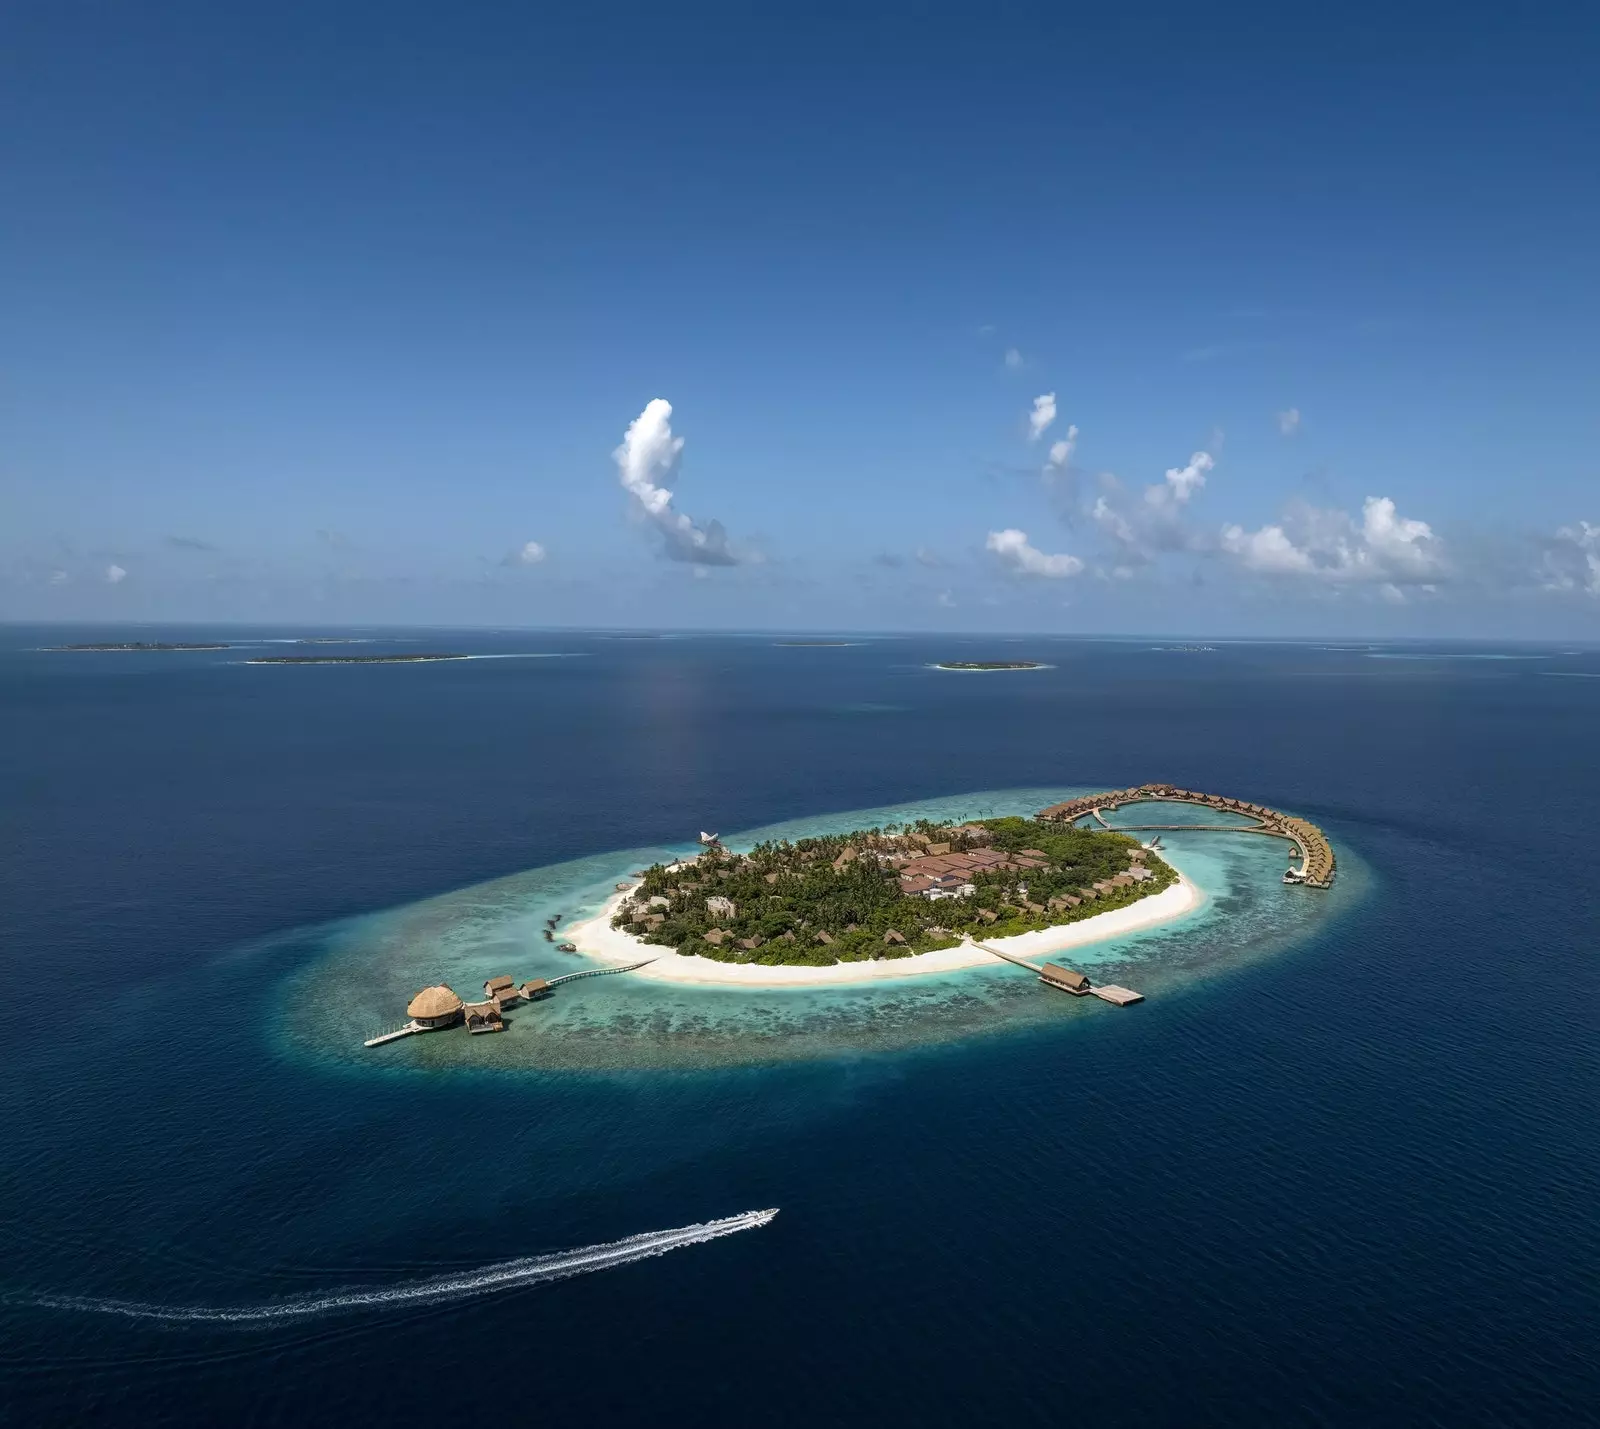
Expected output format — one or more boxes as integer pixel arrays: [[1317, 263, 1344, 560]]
[[1, 626, 1596, 1427]]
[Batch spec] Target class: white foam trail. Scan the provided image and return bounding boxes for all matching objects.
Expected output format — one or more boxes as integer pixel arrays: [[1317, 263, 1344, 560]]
[[29, 1209, 778, 1326]]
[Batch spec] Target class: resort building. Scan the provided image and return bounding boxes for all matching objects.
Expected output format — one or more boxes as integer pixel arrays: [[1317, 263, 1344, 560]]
[[520, 978, 550, 1001], [1040, 965, 1092, 994], [406, 985, 464, 1029], [463, 1000, 504, 1034], [706, 895, 737, 920], [484, 974, 517, 1002]]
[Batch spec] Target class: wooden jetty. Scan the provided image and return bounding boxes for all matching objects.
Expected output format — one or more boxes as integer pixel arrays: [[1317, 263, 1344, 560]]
[[363, 1021, 425, 1048], [965, 939, 1144, 1008], [1088, 985, 1143, 1005]]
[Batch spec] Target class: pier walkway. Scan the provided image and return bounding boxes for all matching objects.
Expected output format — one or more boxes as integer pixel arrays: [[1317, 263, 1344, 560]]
[[545, 958, 656, 988], [363, 1022, 424, 1048], [964, 938, 1143, 1007]]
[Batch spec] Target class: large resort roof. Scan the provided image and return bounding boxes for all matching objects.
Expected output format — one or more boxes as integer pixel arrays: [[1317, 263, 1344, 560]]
[[407, 985, 464, 1020]]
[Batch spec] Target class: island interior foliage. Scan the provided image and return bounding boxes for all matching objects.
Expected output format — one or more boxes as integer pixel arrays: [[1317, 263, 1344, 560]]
[[614, 817, 1176, 965]]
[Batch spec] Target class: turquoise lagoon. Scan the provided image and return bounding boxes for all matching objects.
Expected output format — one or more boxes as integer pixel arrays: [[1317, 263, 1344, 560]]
[[279, 788, 1360, 1071]]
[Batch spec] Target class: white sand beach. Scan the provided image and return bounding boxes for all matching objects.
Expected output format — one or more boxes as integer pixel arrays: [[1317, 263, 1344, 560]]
[[565, 872, 1201, 988]]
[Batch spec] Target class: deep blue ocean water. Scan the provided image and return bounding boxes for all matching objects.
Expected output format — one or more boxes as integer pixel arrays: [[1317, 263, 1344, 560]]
[[2, 626, 1596, 1427]]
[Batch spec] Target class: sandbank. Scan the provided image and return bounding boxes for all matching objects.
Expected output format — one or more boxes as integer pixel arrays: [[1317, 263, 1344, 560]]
[[564, 871, 1201, 988]]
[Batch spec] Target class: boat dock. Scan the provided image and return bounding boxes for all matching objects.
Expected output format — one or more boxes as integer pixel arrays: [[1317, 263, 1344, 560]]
[[965, 938, 1144, 1007], [363, 1021, 425, 1048]]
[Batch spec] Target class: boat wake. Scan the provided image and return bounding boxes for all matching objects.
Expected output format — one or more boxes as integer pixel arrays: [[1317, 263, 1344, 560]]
[[27, 1208, 778, 1326]]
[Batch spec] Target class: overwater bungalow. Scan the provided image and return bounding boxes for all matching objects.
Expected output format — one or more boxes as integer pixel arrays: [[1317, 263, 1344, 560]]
[[463, 1000, 504, 1034], [406, 985, 464, 1029], [484, 974, 517, 1001]]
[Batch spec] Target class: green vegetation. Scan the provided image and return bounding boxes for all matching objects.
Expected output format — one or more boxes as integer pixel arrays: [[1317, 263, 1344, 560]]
[[613, 816, 1176, 966], [245, 653, 468, 664], [934, 660, 1043, 670], [51, 641, 231, 651]]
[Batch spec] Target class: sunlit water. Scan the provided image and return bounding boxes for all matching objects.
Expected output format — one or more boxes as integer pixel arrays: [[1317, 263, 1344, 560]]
[[4, 627, 1594, 1427]]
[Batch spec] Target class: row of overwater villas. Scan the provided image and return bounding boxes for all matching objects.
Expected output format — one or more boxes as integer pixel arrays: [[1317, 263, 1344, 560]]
[[1038, 784, 1336, 889], [405, 976, 551, 1035]]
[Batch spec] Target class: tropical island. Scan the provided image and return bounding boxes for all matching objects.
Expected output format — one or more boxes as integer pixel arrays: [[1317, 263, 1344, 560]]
[[608, 818, 1175, 967], [934, 660, 1045, 671], [47, 641, 232, 652], [245, 652, 469, 665]]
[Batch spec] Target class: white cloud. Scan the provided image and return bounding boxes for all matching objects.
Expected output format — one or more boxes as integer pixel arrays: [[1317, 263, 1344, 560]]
[[105, 564, 127, 584], [1027, 392, 1057, 442], [1089, 446, 1217, 566], [48, 569, 69, 585], [613, 399, 740, 566], [1221, 496, 1445, 585], [1046, 424, 1078, 472], [1090, 495, 1139, 549], [1217, 521, 1314, 575], [1540, 520, 1600, 596], [1004, 347, 1024, 369], [914, 547, 945, 569], [514, 540, 546, 565], [1151, 451, 1213, 508], [1278, 407, 1301, 436], [936, 590, 957, 608], [986, 528, 1084, 579]]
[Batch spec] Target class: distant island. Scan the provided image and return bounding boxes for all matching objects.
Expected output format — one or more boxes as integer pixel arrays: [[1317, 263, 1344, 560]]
[[48, 641, 231, 652], [611, 817, 1174, 966], [776, 640, 856, 647], [246, 653, 469, 665], [934, 660, 1045, 671]]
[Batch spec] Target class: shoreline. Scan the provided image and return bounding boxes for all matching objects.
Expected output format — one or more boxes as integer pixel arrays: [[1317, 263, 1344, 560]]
[[928, 663, 1053, 673], [565, 870, 1202, 988]]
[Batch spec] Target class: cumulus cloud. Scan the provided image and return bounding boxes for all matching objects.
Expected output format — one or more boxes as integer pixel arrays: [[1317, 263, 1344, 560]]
[[1027, 392, 1057, 442], [1221, 496, 1445, 585], [1277, 408, 1301, 436], [1152, 451, 1213, 508], [1046, 425, 1078, 473], [105, 563, 127, 584], [986, 528, 1084, 579], [914, 547, 945, 569], [613, 399, 740, 566], [513, 540, 546, 565], [1540, 520, 1600, 596], [1004, 347, 1024, 369], [48, 569, 69, 585], [1089, 447, 1217, 565]]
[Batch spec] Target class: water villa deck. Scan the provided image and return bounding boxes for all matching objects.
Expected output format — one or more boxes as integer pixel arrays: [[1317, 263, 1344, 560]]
[[1039, 783, 1336, 888]]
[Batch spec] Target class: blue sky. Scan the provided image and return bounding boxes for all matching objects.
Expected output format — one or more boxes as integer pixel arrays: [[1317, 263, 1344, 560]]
[[3, 0, 1597, 635]]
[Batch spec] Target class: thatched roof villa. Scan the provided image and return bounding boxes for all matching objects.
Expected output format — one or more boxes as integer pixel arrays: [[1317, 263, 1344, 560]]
[[406, 985, 464, 1029]]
